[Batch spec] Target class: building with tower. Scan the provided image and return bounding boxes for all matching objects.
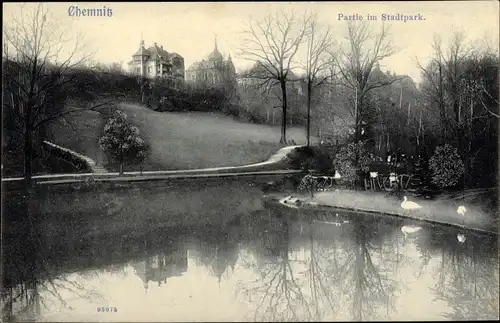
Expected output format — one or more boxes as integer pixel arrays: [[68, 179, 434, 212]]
[[127, 39, 185, 87], [185, 36, 236, 89]]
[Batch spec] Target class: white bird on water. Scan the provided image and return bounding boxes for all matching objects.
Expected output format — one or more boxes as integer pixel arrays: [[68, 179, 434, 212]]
[[401, 196, 422, 214], [401, 225, 422, 238], [457, 205, 467, 243]]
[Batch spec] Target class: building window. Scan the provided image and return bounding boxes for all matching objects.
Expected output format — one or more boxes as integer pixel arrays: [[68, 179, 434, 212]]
[[148, 66, 152, 73]]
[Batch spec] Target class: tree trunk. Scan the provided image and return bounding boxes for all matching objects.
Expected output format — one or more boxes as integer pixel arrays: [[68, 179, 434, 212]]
[[354, 87, 361, 142], [438, 64, 447, 141], [307, 81, 312, 147], [119, 148, 124, 175], [24, 108, 33, 182], [466, 97, 473, 187], [280, 80, 288, 144]]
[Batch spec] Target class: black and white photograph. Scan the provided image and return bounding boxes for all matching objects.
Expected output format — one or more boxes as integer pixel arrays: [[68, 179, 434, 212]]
[[1, 1, 499, 321]]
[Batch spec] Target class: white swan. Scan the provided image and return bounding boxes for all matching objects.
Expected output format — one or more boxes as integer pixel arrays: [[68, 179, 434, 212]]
[[401, 225, 422, 238], [401, 196, 421, 213], [457, 233, 466, 243]]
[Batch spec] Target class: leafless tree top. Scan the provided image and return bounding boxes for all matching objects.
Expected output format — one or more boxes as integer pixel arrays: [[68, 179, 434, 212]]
[[3, 3, 93, 72], [301, 14, 337, 89], [336, 21, 398, 95], [238, 10, 311, 85]]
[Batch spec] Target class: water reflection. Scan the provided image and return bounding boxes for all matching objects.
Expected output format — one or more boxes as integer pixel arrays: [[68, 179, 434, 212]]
[[427, 231, 498, 320], [2, 200, 498, 322], [132, 241, 188, 290], [189, 223, 240, 284]]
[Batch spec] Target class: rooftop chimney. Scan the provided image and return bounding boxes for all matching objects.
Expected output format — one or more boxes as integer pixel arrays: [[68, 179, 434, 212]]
[[161, 45, 163, 50], [154, 42, 157, 47]]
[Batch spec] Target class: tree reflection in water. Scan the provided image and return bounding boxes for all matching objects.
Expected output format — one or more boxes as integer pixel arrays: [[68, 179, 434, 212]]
[[304, 214, 337, 321], [1, 191, 105, 322], [2, 243, 106, 322], [237, 207, 401, 322], [421, 228, 499, 320], [236, 207, 313, 321], [337, 217, 399, 321]]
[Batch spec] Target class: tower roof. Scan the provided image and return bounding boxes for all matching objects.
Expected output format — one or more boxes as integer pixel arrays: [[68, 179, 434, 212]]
[[146, 43, 171, 61], [207, 35, 223, 61], [208, 49, 223, 61], [133, 37, 150, 56], [133, 46, 150, 56]]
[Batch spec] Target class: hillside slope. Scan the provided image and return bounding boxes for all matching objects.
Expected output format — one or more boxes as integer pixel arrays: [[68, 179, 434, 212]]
[[50, 103, 314, 171]]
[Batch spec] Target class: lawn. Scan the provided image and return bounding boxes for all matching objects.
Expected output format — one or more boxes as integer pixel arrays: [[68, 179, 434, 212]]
[[49, 102, 313, 172]]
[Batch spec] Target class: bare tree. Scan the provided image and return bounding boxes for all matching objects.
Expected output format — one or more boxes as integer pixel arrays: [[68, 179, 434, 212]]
[[301, 15, 336, 146], [335, 21, 401, 143], [2, 3, 112, 181], [416, 32, 499, 187], [416, 32, 472, 141], [445, 33, 471, 129], [416, 36, 447, 139], [239, 10, 311, 144]]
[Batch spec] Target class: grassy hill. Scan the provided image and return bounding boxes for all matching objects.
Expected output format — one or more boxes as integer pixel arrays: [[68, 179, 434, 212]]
[[49, 102, 315, 172]]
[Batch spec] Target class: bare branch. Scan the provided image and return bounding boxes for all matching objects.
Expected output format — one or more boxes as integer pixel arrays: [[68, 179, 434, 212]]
[[480, 99, 500, 118], [239, 11, 310, 85]]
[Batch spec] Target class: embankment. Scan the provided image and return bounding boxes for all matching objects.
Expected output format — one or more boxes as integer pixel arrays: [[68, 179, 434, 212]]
[[265, 190, 498, 235]]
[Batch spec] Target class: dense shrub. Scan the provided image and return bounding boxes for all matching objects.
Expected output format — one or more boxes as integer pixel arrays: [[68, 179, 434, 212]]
[[429, 144, 465, 189], [333, 141, 374, 187], [284, 146, 335, 174], [98, 110, 150, 174]]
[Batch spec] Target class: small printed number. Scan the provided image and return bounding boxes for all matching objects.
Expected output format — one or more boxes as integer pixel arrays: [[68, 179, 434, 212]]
[[97, 307, 118, 312]]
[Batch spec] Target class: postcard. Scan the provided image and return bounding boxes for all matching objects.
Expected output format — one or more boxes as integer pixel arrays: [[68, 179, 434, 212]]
[[2, 1, 499, 322]]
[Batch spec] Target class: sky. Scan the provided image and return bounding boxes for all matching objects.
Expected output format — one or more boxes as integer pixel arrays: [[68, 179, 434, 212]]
[[3, 1, 499, 84]]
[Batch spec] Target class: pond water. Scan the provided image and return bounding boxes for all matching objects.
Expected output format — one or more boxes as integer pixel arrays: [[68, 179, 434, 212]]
[[2, 192, 499, 322]]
